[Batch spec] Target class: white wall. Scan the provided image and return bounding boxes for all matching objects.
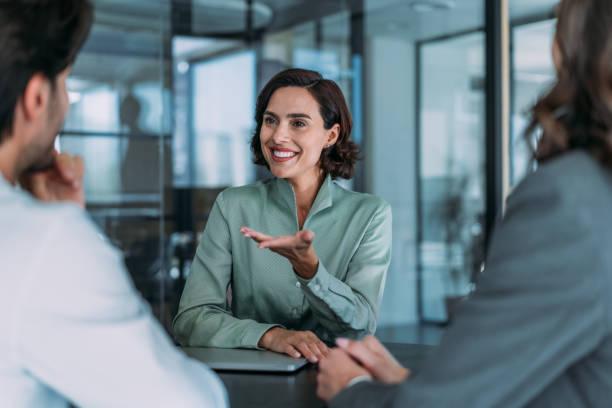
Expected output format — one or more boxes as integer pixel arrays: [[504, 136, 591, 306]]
[[366, 35, 418, 326]]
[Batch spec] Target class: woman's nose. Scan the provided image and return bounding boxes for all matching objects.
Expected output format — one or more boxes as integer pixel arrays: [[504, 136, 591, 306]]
[[271, 124, 290, 144]]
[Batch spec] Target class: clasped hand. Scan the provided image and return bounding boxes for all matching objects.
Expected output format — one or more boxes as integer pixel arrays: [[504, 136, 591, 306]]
[[317, 335, 410, 401]]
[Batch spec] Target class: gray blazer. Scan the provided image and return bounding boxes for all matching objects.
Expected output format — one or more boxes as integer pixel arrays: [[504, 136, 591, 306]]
[[332, 150, 612, 408]]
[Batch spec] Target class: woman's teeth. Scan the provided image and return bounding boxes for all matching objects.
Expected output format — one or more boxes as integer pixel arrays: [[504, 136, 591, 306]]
[[273, 150, 297, 158]]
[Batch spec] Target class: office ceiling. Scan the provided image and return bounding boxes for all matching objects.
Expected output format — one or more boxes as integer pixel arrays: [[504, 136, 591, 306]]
[[90, 0, 559, 39], [76, 0, 559, 84], [510, 0, 557, 19]]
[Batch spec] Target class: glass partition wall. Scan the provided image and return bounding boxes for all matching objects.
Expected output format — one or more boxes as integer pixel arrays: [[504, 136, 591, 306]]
[[60, 0, 558, 336], [66, 0, 366, 333], [416, 0, 558, 324], [63, 0, 173, 326], [417, 32, 486, 322], [510, 18, 555, 187]]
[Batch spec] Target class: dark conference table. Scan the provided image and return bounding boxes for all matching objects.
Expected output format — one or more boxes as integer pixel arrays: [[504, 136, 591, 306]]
[[194, 343, 434, 408]]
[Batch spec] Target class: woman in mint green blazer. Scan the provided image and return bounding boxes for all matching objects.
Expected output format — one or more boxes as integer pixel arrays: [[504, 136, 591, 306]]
[[173, 68, 392, 363]]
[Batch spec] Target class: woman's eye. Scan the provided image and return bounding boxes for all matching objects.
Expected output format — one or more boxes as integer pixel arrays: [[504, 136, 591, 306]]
[[292, 120, 306, 128], [264, 116, 276, 125]]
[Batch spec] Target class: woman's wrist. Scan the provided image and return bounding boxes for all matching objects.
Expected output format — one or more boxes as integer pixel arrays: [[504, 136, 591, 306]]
[[259, 327, 282, 348], [291, 250, 319, 279]]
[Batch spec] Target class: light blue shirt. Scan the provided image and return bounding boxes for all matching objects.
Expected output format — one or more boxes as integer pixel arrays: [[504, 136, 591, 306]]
[[0, 177, 227, 407]]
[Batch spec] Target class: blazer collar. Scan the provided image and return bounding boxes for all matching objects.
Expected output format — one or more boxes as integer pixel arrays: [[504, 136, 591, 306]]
[[274, 174, 334, 218]]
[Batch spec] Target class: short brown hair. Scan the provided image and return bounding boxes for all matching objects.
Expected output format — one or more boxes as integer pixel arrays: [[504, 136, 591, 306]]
[[250, 68, 360, 179]]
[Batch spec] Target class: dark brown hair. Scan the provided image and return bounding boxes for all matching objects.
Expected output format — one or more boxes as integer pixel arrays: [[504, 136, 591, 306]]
[[0, 0, 94, 142], [250, 68, 360, 179], [526, 0, 612, 166]]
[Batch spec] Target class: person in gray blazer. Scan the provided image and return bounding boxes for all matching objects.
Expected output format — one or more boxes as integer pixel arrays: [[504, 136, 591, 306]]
[[316, 0, 612, 406]]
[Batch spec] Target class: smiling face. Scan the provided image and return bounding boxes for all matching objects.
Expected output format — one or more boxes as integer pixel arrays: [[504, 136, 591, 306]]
[[259, 86, 338, 185]]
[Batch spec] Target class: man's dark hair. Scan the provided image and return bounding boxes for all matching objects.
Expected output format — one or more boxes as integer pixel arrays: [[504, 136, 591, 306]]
[[0, 0, 93, 142], [251, 68, 360, 180]]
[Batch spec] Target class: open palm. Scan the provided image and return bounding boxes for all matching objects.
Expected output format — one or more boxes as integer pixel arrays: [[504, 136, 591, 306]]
[[240, 226, 318, 278]]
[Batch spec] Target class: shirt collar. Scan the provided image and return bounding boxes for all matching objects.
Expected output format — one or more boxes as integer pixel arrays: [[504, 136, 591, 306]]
[[273, 174, 334, 217], [0, 173, 13, 197]]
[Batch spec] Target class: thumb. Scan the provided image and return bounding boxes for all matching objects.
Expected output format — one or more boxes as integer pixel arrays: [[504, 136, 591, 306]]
[[55, 154, 77, 182], [299, 230, 315, 243], [335, 338, 378, 370]]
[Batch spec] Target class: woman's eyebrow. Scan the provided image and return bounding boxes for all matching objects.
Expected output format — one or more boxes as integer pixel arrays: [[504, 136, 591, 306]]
[[287, 113, 312, 119], [264, 111, 312, 120]]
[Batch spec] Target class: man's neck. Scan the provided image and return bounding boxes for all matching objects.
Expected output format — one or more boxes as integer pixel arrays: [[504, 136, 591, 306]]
[[0, 141, 20, 185]]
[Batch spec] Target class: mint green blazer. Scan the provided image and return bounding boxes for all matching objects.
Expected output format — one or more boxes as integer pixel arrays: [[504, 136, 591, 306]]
[[173, 175, 392, 349]]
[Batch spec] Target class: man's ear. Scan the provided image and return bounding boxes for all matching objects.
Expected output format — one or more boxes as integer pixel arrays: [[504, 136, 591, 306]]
[[20, 73, 51, 123]]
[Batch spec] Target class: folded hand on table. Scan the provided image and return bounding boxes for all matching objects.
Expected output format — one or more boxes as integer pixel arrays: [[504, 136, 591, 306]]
[[258, 327, 329, 363]]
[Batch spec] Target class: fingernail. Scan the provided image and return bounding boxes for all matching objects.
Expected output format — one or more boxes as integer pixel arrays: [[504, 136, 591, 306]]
[[336, 338, 349, 348]]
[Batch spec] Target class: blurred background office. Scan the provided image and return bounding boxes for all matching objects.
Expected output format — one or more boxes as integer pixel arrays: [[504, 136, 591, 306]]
[[62, 0, 556, 342]]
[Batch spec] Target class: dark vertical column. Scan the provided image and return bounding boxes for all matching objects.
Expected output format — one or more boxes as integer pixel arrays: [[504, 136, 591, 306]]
[[169, 0, 195, 320], [415, 41, 424, 323], [245, 0, 254, 45], [171, 0, 192, 36], [170, 0, 195, 186], [315, 19, 323, 50], [350, 0, 366, 192], [485, 0, 505, 248]]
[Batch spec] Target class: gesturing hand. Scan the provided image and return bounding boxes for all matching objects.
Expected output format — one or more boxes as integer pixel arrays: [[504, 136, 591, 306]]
[[336, 335, 410, 384], [20, 152, 85, 208], [240, 227, 319, 279], [258, 327, 329, 363]]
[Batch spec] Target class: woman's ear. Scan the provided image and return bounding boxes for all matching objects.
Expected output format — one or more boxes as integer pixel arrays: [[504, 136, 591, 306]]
[[326, 124, 340, 147]]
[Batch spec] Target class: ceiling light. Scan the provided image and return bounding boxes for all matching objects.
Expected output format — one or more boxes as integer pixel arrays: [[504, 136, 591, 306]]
[[192, 0, 273, 35], [177, 61, 190, 74], [68, 91, 82, 104], [410, 0, 456, 13]]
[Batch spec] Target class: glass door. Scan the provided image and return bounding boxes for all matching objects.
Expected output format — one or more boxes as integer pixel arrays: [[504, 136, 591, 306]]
[[417, 32, 486, 323]]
